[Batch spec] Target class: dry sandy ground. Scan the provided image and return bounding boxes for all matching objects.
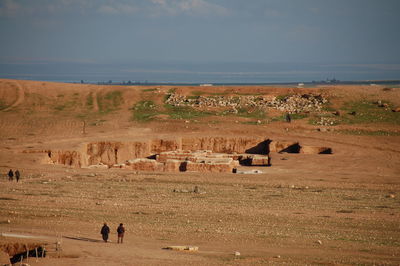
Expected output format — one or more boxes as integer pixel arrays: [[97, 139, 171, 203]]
[[0, 79, 399, 265]]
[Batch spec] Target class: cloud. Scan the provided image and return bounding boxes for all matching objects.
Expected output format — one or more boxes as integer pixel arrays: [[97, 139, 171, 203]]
[[0, 0, 229, 18], [0, 0, 22, 17], [97, 3, 138, 15], [150, 0, 230, 17]]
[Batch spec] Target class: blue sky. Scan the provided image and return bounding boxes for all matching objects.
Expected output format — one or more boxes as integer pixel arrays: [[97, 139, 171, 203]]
[[0, 0, 399, 82]]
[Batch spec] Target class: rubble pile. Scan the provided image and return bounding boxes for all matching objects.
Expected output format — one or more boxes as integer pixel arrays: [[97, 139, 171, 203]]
[[165, 93, 327, 113], [313, 116, 338, 126]]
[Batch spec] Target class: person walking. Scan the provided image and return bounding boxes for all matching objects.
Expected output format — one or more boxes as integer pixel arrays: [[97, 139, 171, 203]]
[[117, 223, 125, 244], [285, 113, 291, 123], [100, 223, 110, 243], [15, 170, 20, 182], [7, 169, 13, 181]]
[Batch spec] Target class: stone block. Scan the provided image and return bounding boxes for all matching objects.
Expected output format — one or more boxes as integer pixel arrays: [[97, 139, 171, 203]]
[[164, 159, 183, 172], [127, 158, 164, 171]]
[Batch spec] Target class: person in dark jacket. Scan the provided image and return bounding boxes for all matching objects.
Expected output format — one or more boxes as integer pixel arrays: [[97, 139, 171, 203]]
[[285, 113, 291, 123], [8, 169, 13, 181], [15, 170, 20, 182], [117, 223, 125, 244], [101, 223, 110, 242]]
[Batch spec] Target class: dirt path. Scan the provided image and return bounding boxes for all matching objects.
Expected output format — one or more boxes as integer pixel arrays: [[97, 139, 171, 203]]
[[2, 81, 24, 112]]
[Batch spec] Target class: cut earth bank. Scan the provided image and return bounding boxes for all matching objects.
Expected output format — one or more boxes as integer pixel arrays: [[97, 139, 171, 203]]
[[33, 137, 332, 172]]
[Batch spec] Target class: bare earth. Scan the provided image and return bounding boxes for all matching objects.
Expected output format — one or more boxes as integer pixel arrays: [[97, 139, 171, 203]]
[[0, 79, 399, 265]]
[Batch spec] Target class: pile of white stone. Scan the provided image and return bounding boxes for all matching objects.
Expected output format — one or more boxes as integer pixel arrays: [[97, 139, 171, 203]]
[[165, 93, 327, 114]]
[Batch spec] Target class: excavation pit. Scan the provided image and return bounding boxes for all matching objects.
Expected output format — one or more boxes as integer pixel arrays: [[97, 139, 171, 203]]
[[34, 136, 332, 173]]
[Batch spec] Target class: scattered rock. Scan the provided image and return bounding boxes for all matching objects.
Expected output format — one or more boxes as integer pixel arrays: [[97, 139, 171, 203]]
[[165, 93, 327, 114], [173, 189, 190, 193], [274, 255, 281, 259], [234, 251, 241, 256], [316, 240, 322, 245], [386, 194, 395, 198], [164, 246, 199, 251], [235, 169, 263, 174]]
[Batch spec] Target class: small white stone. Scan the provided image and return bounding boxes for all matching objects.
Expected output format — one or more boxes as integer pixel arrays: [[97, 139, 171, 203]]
[[234, 251, 240, 256]]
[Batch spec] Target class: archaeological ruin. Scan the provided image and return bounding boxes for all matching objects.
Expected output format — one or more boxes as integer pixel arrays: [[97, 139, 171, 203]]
[[25, 137, 332, 173]]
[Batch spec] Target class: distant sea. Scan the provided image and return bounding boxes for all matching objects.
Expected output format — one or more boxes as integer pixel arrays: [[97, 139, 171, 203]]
[[0, 61, 399, 84]]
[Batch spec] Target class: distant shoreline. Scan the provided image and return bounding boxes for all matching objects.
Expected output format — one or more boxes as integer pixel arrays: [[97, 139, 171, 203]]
[[2, 77, 399, 87]]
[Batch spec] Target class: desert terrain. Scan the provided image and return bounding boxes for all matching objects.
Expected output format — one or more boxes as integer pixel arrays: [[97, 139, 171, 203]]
[[0, 79, 399, 265]]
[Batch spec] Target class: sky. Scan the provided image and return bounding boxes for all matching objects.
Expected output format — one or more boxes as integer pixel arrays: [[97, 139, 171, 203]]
[[0, 0, 399, 82]]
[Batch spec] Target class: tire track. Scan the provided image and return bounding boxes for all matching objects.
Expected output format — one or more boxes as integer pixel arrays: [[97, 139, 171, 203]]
[[92, 90, 99, 112], [2, 81, 24, 111]]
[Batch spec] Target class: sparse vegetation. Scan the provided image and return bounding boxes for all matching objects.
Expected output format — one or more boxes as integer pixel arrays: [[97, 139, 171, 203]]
[[0, 100, 7, 110], [97, 90, 123, 113], [236, 107, 266, 119], [132, 100, 159, 122], [338, 129, 400, 136], [164, 104, 213, 120], [191, 90, 206, 96], [272, 113, 309, 122], [86, 92, 93, 108], [142, 88, 158, 92], [339, 100, 400, 125]]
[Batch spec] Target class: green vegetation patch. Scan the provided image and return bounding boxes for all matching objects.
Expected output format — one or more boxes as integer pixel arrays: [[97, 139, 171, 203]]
[[339, 100, 400, 125], [132, 100, 159, 122], [191, 90, 206, 96], [272, 113, 309, 122], [97, 90, 123, 114], [275, 94, 293, 101], [164, 104, 213, 120], [0, 100, 7, 110], [53, 100, 78, 112], [338, 129, 400, 136], [236, 107, 267, 120], [142, 88, 158, 92], [86, 92, 93, 108]]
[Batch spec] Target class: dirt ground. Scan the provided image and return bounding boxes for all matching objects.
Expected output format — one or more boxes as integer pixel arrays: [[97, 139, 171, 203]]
[[0, 79, 399, 265]]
